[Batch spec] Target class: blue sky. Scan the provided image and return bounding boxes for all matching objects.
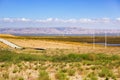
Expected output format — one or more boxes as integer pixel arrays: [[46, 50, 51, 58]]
[[0, 0, 120, 19], [0, 0, 120, 29]]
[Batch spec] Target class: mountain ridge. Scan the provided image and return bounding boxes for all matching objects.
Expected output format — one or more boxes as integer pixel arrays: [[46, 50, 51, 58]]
[[0, 27, 120, 35]]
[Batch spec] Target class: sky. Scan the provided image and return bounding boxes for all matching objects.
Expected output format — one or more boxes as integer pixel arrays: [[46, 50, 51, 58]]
[[0, 0, 120, 29]]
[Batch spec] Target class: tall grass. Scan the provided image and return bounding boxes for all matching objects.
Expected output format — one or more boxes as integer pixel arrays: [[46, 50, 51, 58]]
[[0, 49, 120, 64], [55, 71, 69, 80], [84, 72, 98, 80], [1, 49, 120, 79], [98, 67, 116, 79], [0, 49, 50, 63], [38, 70, 50, 80], [52, 53, 120, 62]]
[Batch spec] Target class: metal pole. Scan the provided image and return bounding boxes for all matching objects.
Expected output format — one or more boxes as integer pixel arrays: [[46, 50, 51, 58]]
[[105, 31, 107, 48], [93, 30, 95, 49]]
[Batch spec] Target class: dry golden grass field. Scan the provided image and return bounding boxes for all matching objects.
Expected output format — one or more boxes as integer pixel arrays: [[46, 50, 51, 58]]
[[0, 34, 120, 80], [4, 37, 120, 55]]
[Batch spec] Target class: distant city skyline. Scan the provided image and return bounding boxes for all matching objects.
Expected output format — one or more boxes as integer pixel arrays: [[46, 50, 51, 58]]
[[0, 0, 120, 29]]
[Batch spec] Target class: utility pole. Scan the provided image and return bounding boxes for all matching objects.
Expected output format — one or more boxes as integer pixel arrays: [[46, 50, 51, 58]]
[[93, 30, 95, 49], [105, 31, 107, 48]]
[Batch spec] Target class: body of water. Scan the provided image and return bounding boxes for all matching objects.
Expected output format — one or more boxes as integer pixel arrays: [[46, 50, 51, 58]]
[[95, 43, 120, 47]]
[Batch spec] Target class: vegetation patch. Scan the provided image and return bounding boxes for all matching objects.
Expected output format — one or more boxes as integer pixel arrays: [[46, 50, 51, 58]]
[[1, 49, 120, 80], [2, 36, 120, 44], [55, 71, 69, 80], [38, 70, 50, 80], [0, 50, 120, 63]]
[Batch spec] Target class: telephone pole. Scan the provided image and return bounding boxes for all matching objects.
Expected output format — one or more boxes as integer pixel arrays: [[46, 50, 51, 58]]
[[93, 30, 95, 49], [105, 31, 107, 48]]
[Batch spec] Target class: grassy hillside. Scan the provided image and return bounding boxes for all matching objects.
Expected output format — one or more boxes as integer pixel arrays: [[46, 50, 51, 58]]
[[0, 34, 16, 38]]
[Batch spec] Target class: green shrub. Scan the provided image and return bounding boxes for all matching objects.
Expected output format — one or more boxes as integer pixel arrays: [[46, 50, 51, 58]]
[[13, 69, 18, 73], [38, 70, 50, 80], [67, 69, 75, 76], [98, 67, 116, 79], [88, 72, 98, 80], [19, 77, 24, 80], [2, 72, 9, 79], [55, 71, 69, 80], [60, 69, 68, 73], [0, 63, 10, 68]]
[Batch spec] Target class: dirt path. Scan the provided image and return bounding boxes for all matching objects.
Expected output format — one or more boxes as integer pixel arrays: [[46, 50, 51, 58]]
[[0, 38, 22, 49]]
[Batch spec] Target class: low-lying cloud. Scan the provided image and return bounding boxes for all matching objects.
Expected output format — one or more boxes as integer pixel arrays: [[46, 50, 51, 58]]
[[1, 17, 120, 23], [0, 18, 120, 29]]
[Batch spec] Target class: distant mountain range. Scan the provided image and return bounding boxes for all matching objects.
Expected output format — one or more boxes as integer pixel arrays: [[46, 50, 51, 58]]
[[0, 27, 120, 36]]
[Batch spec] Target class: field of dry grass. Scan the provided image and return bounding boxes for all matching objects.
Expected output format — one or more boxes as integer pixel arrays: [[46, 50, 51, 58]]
[[0, 34, 16, 38], [0, 42, 11, 49], [0, 34, 120, 80], [4, 37, 120, 55], [1, 49, 120, 80]]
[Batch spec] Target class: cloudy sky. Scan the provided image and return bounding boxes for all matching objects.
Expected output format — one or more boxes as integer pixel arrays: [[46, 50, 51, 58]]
[[0, 0, 120, 29]]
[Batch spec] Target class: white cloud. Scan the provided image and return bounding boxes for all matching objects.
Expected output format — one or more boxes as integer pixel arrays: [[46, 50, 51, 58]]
[[116, 18, 120, 21], [34, 18, 112, 23], [0, 18, 31, 22], [2, 18, 13, 22], [1, 17, 120, 24], [18, 18, 31, 22], [64, 19, 77, 23], [46, 18, 53, 21], [36, 18, 54, 23], [35, 18, 93, 23], [96, 18, 111, 23], [79, 18, 94, 23], [0, 17, 120, 29], [14, 18, 31, 22]]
